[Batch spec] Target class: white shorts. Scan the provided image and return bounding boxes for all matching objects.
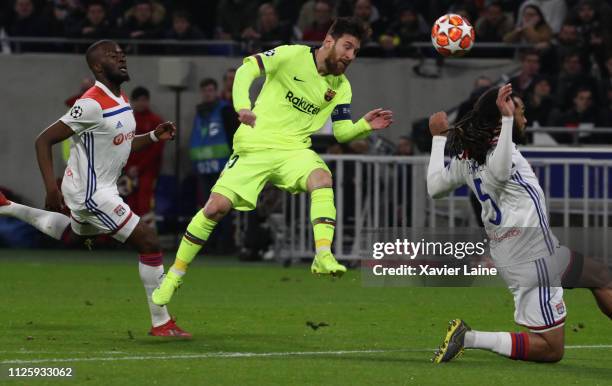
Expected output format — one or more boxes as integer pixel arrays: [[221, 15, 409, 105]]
[[498, 246, 572, 333], [68, 190, 140, 243]]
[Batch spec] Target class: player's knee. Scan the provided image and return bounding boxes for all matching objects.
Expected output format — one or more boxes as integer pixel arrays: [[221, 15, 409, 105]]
[[545, 343, 564, 363], [308, 169, 333, 190], [203, 198, 230, 221]]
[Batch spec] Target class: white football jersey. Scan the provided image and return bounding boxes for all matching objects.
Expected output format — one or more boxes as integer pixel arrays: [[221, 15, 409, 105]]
[[427, 116, 558, 268], [59, 81, 136, 211], [446, 146, 558, 266]]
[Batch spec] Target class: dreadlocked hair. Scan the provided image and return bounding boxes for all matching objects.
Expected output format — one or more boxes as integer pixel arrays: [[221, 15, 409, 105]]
[[448, 87, 505, 165]]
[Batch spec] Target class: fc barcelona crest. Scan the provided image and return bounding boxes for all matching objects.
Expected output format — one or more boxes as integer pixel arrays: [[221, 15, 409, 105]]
[[324, 88, 336, 102]]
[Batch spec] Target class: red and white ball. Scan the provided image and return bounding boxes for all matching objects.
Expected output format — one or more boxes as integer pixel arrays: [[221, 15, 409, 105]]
[[431, 14, 475, 57]]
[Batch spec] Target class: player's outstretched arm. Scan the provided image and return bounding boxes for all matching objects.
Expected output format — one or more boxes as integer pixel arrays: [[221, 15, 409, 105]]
[[35, 121, 74, 211], [131, 121, 176, 153], [487, 84, 515, 183], [427, 112, 464, 199], [332, 107, 393, 143]]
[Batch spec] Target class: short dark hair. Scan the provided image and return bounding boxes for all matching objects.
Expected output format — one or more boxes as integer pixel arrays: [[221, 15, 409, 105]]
[[200, 78, 218, 89], [131, 86, 150, 100], [574, 86, 593, 97], [327, 17, 368, 42], [87, 0, 106, 10]]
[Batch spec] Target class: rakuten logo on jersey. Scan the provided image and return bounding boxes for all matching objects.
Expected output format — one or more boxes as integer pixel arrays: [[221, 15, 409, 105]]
[[285, 91, 320, 115], [113, 130, 135, 145]]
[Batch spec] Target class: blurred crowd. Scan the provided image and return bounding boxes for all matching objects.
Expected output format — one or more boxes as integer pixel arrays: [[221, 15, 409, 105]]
[[0, 0, 609, 57]]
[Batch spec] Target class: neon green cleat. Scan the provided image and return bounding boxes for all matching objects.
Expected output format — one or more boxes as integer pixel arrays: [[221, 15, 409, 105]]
[[311, 252, 347, 277], [432, 319, 471, 364], [152, 271, 183, 306]]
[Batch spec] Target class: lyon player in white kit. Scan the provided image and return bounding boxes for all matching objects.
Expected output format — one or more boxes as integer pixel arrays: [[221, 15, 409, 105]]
[[428, 85, 611, 363], [0, 40, 190, 337]]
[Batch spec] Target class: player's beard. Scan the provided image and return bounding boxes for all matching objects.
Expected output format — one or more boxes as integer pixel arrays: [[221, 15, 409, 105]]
[[325, 45, 349, 75], [106, 68, 130, 84]]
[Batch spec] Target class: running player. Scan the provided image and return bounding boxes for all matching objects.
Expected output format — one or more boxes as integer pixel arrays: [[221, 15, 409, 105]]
[[428, 84, 612, 363], [152, 17, 393, 306], [0, 40, 190, 337]]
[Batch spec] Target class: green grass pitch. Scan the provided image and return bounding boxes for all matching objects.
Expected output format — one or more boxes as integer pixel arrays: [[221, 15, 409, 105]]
[[0, 250, 611, 385]]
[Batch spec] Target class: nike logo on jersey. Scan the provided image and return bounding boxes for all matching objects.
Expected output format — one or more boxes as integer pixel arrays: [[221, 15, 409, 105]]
[[116, 121, 123, 129], [293, 76, 305, 82]]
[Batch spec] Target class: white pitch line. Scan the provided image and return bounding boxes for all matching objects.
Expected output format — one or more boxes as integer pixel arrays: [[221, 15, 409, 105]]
[[565, 344, 612, 349], [0, 349, 420, 365], [1, 345, 611, 365]]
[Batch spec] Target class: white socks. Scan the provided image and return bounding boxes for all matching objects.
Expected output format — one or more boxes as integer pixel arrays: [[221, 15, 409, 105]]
[[138, 259, 171, 327], [464, 331, 512, 357], [0, 202, 69, 240]]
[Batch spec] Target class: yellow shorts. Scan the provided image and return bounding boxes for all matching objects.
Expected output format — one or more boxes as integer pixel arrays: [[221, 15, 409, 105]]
[[211, 148, 330, 211]]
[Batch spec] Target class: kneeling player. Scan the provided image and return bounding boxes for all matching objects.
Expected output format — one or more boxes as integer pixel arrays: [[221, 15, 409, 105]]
[[427, 85, 612, 363]]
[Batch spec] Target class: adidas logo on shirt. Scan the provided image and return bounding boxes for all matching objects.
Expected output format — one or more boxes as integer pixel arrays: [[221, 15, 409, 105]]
[[116, 121, 123, 129]]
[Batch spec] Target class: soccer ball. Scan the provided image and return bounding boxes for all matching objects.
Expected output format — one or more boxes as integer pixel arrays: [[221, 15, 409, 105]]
[[431, 14, 475, 57]]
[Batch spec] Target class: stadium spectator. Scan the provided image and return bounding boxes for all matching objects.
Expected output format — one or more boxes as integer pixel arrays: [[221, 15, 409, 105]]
[[568, 0, 610, 77], [446, 0, 481, 24], [297, 0, 336, 32], [190, 78, 238, 208], [241, 2, 294, 51], [69, 1, 112, 40], [538, 22, 585, 76], [475, 2, 514, 42], [275, 0, 307, 26], [352, 0, 384, 39], [379, 5, 428, 57], [189, 78, 237, 252], [516, 0, 567, 33], [120, 0, 163, 40], [509, 50, 541, 94], [549, 87, 608, 143], [215, 0, 260, 40], [7, 0, 46, 52], [122, 86, 166, 226], [503, 4, 552, 44], [165, 10, 204, 55], [301, 0, 334, 42], [524, 75, 555, 128], [396, 136, 413, 156], [42, 0, 73, 38], [555, 51, 600, 109], [220, 67, 237, 104], [351, 0, 386, 56]]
